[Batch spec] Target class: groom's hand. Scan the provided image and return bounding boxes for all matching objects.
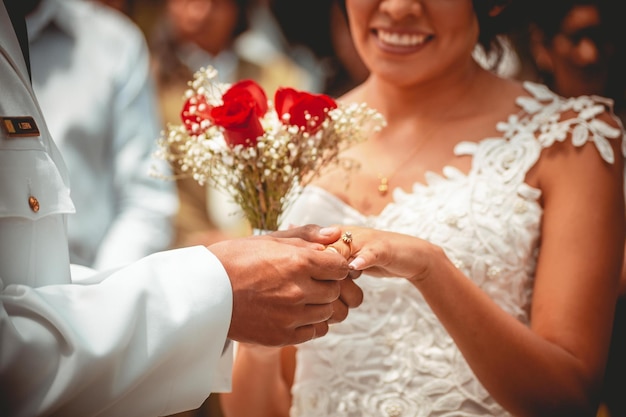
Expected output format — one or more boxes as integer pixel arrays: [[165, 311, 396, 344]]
[[272, 224, 364, 323], [272, 225, 364, 323], [208, 227, 363, 346]]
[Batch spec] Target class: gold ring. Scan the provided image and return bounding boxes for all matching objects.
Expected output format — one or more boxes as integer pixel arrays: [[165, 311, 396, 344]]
[[341, 231, 353, 244]]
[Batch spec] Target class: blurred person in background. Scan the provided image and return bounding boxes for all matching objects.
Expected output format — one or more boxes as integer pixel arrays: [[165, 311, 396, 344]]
[[149, 0, 314, 249], [523, 0, 625, 120], [517, 2, 626, 416], [26, 0, 177, 269]]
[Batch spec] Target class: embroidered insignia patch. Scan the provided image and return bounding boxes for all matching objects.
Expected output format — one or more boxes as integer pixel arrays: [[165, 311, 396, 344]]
[[1, 116, 40, 137]]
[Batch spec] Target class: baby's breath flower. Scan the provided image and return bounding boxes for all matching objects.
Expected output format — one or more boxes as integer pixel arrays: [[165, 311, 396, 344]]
[[154, 66, 386, 231]]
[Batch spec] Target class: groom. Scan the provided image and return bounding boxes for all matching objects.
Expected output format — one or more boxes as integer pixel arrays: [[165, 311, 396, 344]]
[[0, 1, 363, 416]]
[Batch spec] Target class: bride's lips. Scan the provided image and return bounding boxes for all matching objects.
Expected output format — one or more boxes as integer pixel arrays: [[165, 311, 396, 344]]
[[373, 28, 433, 54]]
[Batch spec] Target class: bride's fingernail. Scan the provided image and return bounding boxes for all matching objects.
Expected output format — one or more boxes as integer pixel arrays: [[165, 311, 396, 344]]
[[349, 257, 365, 270]]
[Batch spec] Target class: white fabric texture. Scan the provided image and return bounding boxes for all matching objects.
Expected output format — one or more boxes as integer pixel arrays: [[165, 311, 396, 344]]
[[282, 82, 625, 417], [1, 3, 234, 415], [26, 0, 177, 269]]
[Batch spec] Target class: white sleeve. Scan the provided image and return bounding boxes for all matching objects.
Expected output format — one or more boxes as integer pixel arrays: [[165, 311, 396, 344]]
[[0, 246, 233, 417]]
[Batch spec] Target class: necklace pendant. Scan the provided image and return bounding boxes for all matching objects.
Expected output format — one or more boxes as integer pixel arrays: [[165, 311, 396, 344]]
[[378, 176, 389, 196]]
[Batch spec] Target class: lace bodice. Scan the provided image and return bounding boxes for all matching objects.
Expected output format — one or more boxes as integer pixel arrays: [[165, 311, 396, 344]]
[[280, 82, 624, 417]]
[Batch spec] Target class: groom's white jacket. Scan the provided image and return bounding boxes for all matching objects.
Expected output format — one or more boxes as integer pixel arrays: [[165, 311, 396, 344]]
[[0, 3, 233, 416]]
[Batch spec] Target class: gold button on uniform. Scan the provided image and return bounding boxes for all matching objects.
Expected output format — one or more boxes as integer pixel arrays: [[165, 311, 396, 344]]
[[28, 196, 40, 213]]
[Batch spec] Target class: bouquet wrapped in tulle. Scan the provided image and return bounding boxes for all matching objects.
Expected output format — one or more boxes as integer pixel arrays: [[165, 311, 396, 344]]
[[155, 67, 385, 231]]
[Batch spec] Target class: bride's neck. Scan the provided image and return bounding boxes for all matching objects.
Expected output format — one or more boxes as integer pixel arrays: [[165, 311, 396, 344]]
[[360, 63, 493, 124]]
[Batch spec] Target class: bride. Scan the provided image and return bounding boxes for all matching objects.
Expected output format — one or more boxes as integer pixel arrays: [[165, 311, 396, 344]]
[[221, 0, 625, 416]]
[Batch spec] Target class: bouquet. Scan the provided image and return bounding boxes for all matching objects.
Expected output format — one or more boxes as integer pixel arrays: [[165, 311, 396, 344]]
[[155, 67, 385, 231]]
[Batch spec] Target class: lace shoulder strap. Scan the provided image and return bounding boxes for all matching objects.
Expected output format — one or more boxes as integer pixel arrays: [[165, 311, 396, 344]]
[[455, 82, 625, 191], [517, 82, 625, 164]]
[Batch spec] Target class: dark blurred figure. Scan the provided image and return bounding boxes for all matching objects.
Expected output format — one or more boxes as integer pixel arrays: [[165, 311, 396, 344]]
[[523, 0, 626, 119], [151, 0, 251, 92], [268, 0, 369, 97], [517, 2, 626, 417]]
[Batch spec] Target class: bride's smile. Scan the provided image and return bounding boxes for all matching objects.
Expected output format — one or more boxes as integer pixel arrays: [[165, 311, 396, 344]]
[[374, 29, 432, 51]]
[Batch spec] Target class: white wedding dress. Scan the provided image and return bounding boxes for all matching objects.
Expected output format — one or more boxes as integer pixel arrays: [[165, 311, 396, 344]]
[[280, 82, 625, 417]]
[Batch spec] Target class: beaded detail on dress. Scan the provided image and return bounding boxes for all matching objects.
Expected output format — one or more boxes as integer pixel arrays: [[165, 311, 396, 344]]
[[281, 82, 625, 417]]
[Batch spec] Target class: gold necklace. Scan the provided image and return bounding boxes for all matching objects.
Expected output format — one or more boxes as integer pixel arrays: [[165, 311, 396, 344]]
[[376, 136, 433, 196], [377, 127, 442, 197], [374, 85, 475, 197]]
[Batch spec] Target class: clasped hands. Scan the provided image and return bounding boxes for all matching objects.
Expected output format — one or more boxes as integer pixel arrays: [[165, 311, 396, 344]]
[[217, 224, 433, 347]]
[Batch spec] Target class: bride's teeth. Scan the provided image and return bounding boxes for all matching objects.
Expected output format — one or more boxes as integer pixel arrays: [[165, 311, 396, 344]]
[[378, 30, 427, 47]]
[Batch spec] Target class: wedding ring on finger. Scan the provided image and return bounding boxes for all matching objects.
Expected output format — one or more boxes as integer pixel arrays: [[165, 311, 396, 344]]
[[341, 231, 353, 244]]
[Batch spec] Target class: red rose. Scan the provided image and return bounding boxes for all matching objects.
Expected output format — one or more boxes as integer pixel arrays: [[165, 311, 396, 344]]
[[181, 95, 213, 134], [274, 87, 338, 134], [209, 80, 269, 147]]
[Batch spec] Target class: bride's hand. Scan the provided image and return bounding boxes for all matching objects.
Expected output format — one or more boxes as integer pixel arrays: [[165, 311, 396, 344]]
[[327, 226, 440, 285]]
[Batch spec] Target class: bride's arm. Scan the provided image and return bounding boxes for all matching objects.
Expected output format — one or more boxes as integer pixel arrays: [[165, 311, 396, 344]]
[[331, 133, 624, 416], [220, 344, 296, 417]]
